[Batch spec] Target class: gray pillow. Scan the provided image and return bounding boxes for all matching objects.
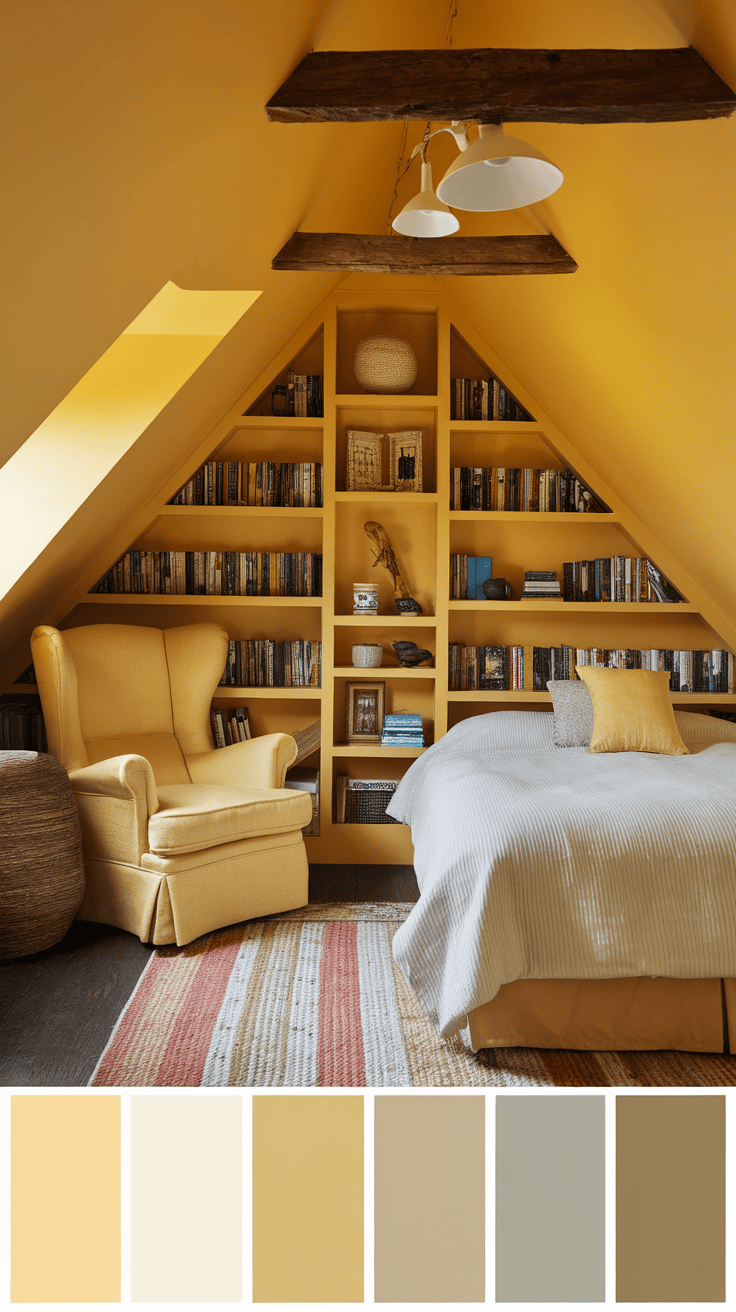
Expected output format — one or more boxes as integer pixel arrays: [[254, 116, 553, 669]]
[[547, 679, 595, 747]]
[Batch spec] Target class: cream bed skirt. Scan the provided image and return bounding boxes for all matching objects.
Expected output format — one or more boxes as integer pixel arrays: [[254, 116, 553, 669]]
[[463, 978, 736, 1053]]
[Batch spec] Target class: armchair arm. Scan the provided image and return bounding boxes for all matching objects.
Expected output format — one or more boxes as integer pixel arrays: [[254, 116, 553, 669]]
[[185, 733, 297, 790], [69, 755, 158, 865]]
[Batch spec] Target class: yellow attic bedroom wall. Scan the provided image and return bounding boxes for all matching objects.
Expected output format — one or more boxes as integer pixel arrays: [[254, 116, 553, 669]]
[[0, 283, 260, 685], [0, 0, 734, 684]]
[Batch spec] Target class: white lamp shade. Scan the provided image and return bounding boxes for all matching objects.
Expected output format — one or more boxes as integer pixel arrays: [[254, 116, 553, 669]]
[[392, 161, 460, 237], [436, 124, 563, 211]]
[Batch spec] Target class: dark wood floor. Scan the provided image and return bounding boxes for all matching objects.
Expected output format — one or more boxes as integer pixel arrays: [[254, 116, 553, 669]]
[[0, 865, 418, 1087]]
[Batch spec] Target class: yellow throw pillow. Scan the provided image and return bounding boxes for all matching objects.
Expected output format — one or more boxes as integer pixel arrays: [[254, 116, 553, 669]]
[[575, 666, 689, 755]]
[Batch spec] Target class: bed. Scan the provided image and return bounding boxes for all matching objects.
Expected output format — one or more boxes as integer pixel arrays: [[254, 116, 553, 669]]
[[387, 710, 736, 1052]]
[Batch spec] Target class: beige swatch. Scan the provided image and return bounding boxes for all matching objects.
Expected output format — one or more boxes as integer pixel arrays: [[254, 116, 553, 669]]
[[374, 1095, 485, 1302]]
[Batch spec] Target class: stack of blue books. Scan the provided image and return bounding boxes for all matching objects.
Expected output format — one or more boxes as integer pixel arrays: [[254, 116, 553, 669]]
[[381, 713, 424, 748]]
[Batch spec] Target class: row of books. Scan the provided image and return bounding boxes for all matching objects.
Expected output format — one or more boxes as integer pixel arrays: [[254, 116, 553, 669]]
[[219, 640, 322, 688], [531, 646, 735, 693], [92, 551, 323, 596], [210, 705, 251, 749], [270, 373, 323, 417], [563, 558, 682, 603], [450, 555, 494, 600], [169, 462, 323, 508], [380, 712, 424, 748], [448, 644, 526, 691], [451, 377, 533, 422], [451, 467, 604, 513], [0, 697, 46, 751]]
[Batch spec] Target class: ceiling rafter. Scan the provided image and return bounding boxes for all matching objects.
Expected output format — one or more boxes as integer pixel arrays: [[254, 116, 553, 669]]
[[272, 233, 578, 276], [266, 46, 736, 124]]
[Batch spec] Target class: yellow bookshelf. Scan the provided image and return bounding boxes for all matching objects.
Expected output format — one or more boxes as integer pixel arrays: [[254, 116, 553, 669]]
[[59, 286, 734, 862]]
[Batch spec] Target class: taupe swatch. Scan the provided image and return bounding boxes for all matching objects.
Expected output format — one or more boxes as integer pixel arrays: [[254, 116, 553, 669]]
[[616, 1095, 725, 1302], [496, 1094, 605, 1302], [374, 1096, 485, 1303]]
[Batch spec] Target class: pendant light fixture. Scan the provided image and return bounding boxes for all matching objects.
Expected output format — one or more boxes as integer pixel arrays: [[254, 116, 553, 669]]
[[392, 157, 460, 238], [435, 123, 564, 211], [391, 122, 563, 236]]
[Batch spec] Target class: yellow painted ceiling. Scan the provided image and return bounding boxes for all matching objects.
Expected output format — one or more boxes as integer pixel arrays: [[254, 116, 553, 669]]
[[0, 0, 734, 678]]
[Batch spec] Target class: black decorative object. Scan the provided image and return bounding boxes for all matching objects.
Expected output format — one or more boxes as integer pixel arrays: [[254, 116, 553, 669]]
[[482, 577, 513, 600], [392, 642, 433, 667]]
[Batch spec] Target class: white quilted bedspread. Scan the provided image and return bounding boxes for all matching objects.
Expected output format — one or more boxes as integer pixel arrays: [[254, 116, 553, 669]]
[[387, 711, 736, 1036]]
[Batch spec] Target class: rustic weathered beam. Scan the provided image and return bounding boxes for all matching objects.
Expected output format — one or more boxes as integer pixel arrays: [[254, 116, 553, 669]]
[[266, 47, 735, 124], [272, 233, 578, 276]]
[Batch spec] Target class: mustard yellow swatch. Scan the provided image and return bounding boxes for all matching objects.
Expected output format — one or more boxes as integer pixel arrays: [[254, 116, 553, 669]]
[[253, 1095, 363, 1302], [11, 1095, 120, 1303]]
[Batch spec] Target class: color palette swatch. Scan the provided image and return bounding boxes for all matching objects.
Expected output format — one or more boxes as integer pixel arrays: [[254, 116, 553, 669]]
[[10, 1095, 121, 1303], [616, 1094, 725, 1302], [131, 1095, 242, 1303], [496, 1094, 605, 1302], [252, 1095, 364, 1303], [374, 1095, 485, 1303], [5, 1090, 732, 1305]]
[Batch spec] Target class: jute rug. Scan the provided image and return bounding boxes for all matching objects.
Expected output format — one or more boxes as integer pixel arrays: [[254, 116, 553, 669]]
[[89, 904, 736, 1088]]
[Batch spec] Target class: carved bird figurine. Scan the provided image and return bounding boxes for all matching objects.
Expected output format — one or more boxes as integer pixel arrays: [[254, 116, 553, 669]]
[[392, 641, 433, 668]]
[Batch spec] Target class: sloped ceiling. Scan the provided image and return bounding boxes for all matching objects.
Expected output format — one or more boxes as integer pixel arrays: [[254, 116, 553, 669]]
[[1, 0, 735, 682]]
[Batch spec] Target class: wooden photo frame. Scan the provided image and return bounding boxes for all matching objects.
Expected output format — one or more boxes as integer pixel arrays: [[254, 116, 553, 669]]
[[390, 430, 423, 493], [345, 680, 386, 744], [347, 430, 393, 491]]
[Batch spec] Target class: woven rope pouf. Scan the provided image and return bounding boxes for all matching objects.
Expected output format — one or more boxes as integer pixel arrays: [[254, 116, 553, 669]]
[[0, 751, 85, 958]]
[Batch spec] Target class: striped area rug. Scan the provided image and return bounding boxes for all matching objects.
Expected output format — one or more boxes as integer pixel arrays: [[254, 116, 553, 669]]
[[89, 904, 736, 1088]]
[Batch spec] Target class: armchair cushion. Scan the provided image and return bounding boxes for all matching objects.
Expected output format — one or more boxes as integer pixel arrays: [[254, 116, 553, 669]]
[[149, 784, 312, 856]]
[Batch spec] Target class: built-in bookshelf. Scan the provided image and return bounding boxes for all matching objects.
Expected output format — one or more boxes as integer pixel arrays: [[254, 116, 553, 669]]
[[32, 288, 736, 862]]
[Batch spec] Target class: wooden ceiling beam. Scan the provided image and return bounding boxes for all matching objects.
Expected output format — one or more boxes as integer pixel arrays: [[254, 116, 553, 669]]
[[272, 233, 578, 276], [266, 47, 736, 124]]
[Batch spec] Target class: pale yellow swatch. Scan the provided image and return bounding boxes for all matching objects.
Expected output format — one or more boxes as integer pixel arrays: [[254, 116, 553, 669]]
[[11, 1094, 121, 1302], [253, 1095, 363, 1302], [131, 1094, 242, 1303]]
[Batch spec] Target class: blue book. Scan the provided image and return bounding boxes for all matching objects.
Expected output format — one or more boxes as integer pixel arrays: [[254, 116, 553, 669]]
[[468, 556, 494, 599]]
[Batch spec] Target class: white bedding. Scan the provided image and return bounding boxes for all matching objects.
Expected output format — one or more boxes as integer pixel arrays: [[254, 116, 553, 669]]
[[387, 711, 736, 1037]]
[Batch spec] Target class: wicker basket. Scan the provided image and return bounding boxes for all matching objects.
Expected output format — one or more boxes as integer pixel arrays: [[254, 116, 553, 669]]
[[354, 336, 418, 394], [352, 644, 383, 668]]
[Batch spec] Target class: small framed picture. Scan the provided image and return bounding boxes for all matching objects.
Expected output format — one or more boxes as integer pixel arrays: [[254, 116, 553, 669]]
[[390, 430, 423, 493], [345, 680, 386, 744]]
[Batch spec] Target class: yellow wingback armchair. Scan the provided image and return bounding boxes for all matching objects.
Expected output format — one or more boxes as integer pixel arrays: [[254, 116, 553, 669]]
[[30, 622, 311, 946]]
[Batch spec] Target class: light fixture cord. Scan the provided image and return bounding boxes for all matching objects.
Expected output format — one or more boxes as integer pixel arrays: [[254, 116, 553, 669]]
[[386, 0, 459, 231]]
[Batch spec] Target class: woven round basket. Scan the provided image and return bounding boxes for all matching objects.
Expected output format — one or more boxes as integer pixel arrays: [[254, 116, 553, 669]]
[[353, 336, 418, 394], [0, 751, 85, 958], [352, 643, 383, 668]]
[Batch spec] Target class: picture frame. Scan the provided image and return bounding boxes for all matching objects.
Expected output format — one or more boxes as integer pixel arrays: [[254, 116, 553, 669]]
[[345, 680, 386, 744], [347, 431, 393, 491], [347, 429, 423, 493], [390, 430, 423, 493]]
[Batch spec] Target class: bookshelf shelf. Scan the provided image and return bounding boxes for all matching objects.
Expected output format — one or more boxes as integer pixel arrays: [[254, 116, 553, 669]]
[[332, 744, 426, 758], [448, 600, 700, 613], [449, 511, 622, 524], [85, 594, 323, 607], [333, 666, 436, 679], [213, 686, 322, 699], [157, 506, 324, 519], [59, 287, 732, 862], [335, 614, 437, 627]]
